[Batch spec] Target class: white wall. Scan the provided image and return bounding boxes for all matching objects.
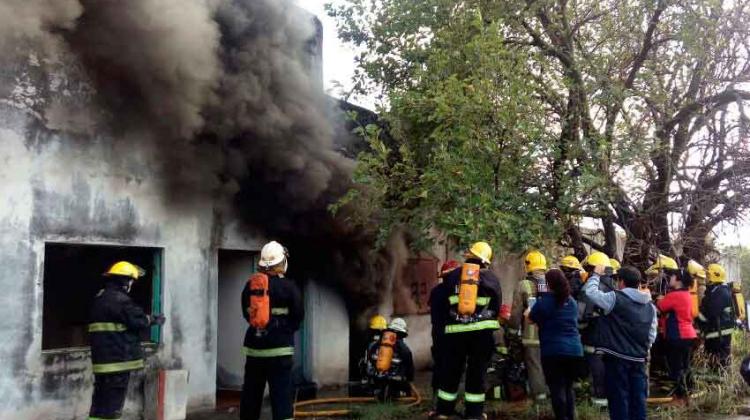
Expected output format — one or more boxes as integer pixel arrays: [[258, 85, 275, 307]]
[[303, 281, 349, 385]]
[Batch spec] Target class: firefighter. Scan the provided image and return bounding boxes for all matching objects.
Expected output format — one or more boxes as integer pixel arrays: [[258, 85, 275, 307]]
[[371, 318, 415, 401], [697, 263, 735, 370], [429, 260, 460, 398], [432, 242, 502, 420], [240, 241, 304, 420], [508, 250, 549, 402], [577, 251, 612, 408], [89, 261, 165, 420], [559, 255, 584, 299]]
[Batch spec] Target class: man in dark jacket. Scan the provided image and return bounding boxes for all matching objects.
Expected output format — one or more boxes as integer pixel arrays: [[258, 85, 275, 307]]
[[241, 241, 304, 420], [698, 263, 735, 369], [89, 261, 165, 420], [433, 242, 502, 420], [583, 265, 658, 420]]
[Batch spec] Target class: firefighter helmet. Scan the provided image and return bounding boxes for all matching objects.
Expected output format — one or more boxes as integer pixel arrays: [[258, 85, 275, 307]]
[[388, 317, 408, 335], [369, 315, 387, 331], [648, 254, 678, 272], [560, 255, 582, 271], [687, 260, 706, 280], [525, 250, 547, 273], [467, 242, 493, 265], [439, 260, 460, 277], [583, 251, 611, 268], [259, 241, 288, 271], [707, 263, 726, 284], [104, 261, 145, 280]]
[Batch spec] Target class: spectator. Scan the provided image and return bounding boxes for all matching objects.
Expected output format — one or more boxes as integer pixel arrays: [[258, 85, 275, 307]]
[[657, 267, 697, 405], [583, 265, 658, 420], [529, 269, 584, 420]]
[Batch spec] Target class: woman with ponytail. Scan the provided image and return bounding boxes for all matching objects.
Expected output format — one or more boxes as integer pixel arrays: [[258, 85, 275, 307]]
[[528, 268, 584, 420]]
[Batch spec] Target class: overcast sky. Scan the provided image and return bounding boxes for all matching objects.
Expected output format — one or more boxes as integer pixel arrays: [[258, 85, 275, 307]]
[[296, 0, 750, 250]]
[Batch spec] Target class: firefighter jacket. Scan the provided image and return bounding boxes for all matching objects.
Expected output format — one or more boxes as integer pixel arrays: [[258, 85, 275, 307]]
[[393, 340, 415, 382], [241, 275, 304, 357], [698, 283, 735, 339], [437, 266, 501, 335], [509, 274, 546, 346], [89, 283, 151, 374]]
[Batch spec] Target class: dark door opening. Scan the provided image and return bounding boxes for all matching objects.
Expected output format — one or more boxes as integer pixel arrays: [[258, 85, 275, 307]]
[[217, 249, 257, 408], [42, 242, 163, 351]]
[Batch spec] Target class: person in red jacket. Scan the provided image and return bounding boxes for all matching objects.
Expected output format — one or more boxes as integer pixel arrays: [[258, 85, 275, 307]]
[[656, 266, 697, 404]]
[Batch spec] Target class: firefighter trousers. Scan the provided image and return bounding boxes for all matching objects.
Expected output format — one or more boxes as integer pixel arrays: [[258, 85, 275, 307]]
[[524, 344, 548, 398], [240, 355, 294, 420], [89, 372, 130, 419], [705, 335, 732, 370], [435, 330, 494, 418]]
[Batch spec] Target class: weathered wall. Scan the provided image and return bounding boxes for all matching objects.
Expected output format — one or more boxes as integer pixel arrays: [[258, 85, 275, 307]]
[[303, 281, 349, 385], [0, 50, 265, 419]]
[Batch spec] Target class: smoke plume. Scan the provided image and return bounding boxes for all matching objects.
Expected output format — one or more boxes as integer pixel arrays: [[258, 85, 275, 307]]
[[1, 0, 404, 311]]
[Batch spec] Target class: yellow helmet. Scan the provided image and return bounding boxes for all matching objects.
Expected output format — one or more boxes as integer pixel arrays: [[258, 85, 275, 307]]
[[525, 250, 547, 273], [560, 255, 582, 271], [609, 259, 621, 273], [468, 241, 493, 265], [707, 263, 726, 284], [647, 254, 678, 272], [104, 261, 145, 280], [687, 260, 706, 280], [583, 251, 611, 268], [369, 315, 387, 331]]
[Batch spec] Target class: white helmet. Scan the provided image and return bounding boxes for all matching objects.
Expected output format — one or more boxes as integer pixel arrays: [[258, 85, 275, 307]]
[[259, 241, 288, 272], [388, 318, 408, 335]]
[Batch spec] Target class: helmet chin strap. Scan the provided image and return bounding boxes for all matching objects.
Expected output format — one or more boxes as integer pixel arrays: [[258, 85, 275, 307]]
[[126, 280, 134, 293]]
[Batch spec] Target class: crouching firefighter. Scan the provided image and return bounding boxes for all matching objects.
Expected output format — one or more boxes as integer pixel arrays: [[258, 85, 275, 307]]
[[241, 241, 304, 420], [369, 318, 415, 401], [432, 242, 502, 420], [89, 261, 165, 420]]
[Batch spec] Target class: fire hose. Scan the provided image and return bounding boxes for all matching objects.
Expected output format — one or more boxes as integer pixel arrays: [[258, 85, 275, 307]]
[[293, 382, 422, 418]]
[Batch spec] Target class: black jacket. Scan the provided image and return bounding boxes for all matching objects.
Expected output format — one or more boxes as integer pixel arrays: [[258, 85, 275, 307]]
[[429, 281, 450, 345], [394, 339, 415, 381], [699, 283, 735, 334], [241, 275, 304, 351], [89, 283, 150, 373]]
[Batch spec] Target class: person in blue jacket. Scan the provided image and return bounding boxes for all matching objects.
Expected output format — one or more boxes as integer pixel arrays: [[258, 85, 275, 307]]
[[529, 268, 584, 420]]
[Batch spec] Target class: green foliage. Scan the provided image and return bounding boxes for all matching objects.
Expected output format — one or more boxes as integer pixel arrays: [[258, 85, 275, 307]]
[[328, 0, 750, 257], [330, 1, 569, 253]]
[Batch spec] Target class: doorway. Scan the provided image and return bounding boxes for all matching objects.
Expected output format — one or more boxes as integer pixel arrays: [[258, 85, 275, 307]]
[[217, 249, 258, 408]]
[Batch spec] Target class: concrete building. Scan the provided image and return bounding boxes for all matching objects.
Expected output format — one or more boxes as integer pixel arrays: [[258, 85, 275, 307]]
[[0, 9, 352, 420]]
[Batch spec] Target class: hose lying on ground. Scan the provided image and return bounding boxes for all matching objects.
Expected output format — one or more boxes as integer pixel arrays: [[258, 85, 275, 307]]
[[293, 383, 422, 418]]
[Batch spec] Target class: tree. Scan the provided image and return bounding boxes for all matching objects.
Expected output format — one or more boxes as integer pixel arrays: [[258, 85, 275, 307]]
[[328, 0, 750, 266]]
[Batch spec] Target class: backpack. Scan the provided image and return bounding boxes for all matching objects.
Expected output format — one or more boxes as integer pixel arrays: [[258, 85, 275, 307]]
[[248, 273, 270, 329]]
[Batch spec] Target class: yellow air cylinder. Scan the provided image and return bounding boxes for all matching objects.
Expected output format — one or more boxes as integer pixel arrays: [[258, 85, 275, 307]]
[[376, 331, 397, 373], [690, 281, 699, 319], [458, 263, 480, 316]]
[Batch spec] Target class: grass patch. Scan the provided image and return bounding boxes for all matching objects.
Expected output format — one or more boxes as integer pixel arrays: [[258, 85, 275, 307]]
[[352, 403, 422, 420]]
